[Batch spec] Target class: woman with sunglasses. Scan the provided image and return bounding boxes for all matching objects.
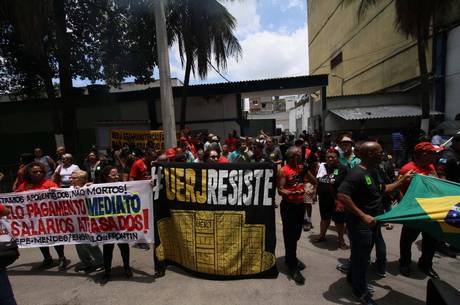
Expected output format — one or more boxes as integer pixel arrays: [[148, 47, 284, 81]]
[[99, 165, 132, 285], [15, 162, 70, 270]]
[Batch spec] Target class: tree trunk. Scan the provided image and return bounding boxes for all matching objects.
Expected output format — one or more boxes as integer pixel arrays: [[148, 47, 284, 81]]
[[154, 0, 177, 149], [53, 0, 76, 153], [417, 27, 430, 135], [180, 58, 192, 130]]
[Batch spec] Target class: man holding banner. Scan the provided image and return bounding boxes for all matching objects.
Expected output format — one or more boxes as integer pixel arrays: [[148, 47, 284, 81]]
[[337, 142, 413, 305], [277, 146, 317, 285], [398, 142, 440, 279]]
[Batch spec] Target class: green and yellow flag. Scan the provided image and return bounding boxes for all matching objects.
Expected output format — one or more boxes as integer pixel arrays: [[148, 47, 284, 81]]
[[376, 174, 460, 248]]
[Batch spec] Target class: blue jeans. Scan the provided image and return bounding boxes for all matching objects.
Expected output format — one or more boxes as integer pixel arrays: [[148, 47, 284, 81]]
[[347, 224, 375, 297], [374, 225, 387, 273], [0, 267, 17, 305]]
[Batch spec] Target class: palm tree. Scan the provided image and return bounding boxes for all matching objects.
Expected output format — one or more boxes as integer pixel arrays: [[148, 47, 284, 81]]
[[348, 0, 455, 134], [167, 0, 242, 129]]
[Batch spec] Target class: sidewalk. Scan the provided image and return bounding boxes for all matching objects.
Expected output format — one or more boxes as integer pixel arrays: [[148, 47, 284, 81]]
[[7, 202, 460, 305]]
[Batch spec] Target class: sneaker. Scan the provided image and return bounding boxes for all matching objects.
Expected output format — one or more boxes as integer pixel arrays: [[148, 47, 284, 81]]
[[84, 264, 103, 274], [417, 263, 440, 279], [336, 261, 350, 273], [372, 262, 386, 278], [133, 243, 150, 250], [37, 258, 54, 270], [100, 274, 110, 286], [303, 222, 313, 232], [74, 262, 90, 272], [357, 293, 377, 305], [58, 257, 70, 271], [290, 269, 305, 285], [124, 267, 133, 278]]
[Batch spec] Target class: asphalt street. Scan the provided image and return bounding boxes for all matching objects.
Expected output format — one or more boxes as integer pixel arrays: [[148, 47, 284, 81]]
[[7, 199, 460, 305]]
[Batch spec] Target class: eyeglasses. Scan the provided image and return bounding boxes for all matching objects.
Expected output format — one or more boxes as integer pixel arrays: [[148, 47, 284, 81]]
[[210, 155, 219, 159], [31, 170, 44, 174]]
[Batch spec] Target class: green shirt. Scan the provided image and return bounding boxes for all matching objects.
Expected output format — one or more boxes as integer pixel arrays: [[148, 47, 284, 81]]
[[339, 154, 361, 169]]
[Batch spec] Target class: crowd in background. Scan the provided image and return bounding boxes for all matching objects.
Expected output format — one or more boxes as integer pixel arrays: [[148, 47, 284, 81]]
[[1, 127, 460, 305]]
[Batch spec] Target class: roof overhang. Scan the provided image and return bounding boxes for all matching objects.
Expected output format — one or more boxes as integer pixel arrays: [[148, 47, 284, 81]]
[[330, 105, 442, 120]]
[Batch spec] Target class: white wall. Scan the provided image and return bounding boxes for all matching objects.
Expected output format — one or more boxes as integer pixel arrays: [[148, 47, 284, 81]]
[[445, 25, 460, 120]]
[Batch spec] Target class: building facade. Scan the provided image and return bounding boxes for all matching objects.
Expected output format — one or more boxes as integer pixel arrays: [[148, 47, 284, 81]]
[[306, 0, 460, 136]]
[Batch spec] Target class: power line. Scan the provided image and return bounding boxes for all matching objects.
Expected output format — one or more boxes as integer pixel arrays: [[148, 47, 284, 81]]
[[207, 59, 231, 82]]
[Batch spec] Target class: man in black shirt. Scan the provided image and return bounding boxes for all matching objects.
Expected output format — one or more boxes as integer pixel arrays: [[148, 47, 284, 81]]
[[439, 134, 460, 183], [337, 142, 412, 305]]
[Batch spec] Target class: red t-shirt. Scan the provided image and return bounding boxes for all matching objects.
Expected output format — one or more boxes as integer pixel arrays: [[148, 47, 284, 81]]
[[130, 158, 149, 180], [15, 179, 58, 192], [0, 204, 5, 214], [218, 156, 229, 164], [280, 164, 305, 203], [225, 137, 237, 152], [399, 161, 437, 193]]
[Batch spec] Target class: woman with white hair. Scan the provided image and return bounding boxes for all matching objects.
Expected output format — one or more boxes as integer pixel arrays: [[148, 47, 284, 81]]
[[53, 153, 80, 188]]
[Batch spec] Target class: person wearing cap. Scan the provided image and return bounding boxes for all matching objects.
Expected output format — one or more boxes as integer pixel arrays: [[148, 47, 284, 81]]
[[337, 135, 361, 169], [398, 142, 440, 279], [129, 149, 156, 181]]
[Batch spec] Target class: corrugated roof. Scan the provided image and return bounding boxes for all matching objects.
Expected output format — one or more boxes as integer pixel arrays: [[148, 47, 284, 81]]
[[330, 105, 442, 120]]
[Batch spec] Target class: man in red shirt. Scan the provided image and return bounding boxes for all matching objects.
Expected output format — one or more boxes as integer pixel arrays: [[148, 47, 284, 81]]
[[225, 130, 238, 152], [129, 150, 156, 181], [399, 142, 440, 279], [277, 146, 316, 285]]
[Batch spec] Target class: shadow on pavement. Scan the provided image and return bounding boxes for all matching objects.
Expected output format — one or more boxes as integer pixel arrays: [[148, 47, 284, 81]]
[[91, 266, 155, 284], [307, 234, 342, 251], [386, 260, 427, 280], [323, 277, 425, 305]]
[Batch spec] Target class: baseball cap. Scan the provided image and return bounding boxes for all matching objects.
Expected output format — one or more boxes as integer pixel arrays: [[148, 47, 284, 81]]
[[339, 136, 353, 143], [165, 148, 176, 159], [414, 142, 439, 153]]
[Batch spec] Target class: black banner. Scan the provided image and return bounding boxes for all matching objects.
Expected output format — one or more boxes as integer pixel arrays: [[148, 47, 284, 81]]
[[152, 162, 278, 279]]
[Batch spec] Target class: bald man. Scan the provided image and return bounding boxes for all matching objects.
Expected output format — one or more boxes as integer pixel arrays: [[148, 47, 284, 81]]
[[337, 142, 412, 305]]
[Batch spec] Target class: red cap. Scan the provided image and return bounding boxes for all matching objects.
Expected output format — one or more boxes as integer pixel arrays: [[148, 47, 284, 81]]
[[179, 136, 187, 142], [165, 148, 176, 158], [414, 142, 438, 153]]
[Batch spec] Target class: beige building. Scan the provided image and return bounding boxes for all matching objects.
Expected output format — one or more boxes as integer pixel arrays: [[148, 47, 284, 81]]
[[308, 0, 430, 96], [306, 0, 460, 136]]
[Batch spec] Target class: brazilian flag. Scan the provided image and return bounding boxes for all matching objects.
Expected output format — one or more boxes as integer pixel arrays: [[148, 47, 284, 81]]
[[376, 174, 460, 248]]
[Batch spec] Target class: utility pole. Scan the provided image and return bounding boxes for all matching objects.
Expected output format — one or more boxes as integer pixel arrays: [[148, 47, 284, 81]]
[[154, 0, 177, 148]]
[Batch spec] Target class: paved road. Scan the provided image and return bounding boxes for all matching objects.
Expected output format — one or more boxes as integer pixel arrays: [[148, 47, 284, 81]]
[[7, 202, 460, 305]]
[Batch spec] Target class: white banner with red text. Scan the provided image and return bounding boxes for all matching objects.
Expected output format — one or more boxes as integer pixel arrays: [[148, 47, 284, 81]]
[[0, 181, 153, 248]]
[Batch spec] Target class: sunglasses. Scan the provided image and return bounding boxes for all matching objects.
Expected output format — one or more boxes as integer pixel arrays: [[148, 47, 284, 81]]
[[31, 170, 44, 174], [210, 155, 219, 159]]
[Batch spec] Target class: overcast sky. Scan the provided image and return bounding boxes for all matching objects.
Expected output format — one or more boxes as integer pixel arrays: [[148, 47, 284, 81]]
[[170, 0, 309, 84]]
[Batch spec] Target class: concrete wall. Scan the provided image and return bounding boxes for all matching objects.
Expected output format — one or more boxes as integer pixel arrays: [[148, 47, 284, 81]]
[[0, 92, 241, 165], [445, 25, 460, 121], [308, 0, 432, 96]]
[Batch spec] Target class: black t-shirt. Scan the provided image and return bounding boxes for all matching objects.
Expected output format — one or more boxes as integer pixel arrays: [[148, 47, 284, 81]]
[[338, 165, 385, 227], [440, 147, 460, 183], [317, 164, 348, 206]]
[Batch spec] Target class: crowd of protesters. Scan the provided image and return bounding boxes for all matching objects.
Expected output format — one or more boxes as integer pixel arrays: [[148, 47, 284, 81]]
[[1, 127, 460, 305]]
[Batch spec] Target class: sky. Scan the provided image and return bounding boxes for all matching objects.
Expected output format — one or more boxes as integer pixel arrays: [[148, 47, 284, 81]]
[[170, 0, 309, 84], [74, 0, 309, 87]]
